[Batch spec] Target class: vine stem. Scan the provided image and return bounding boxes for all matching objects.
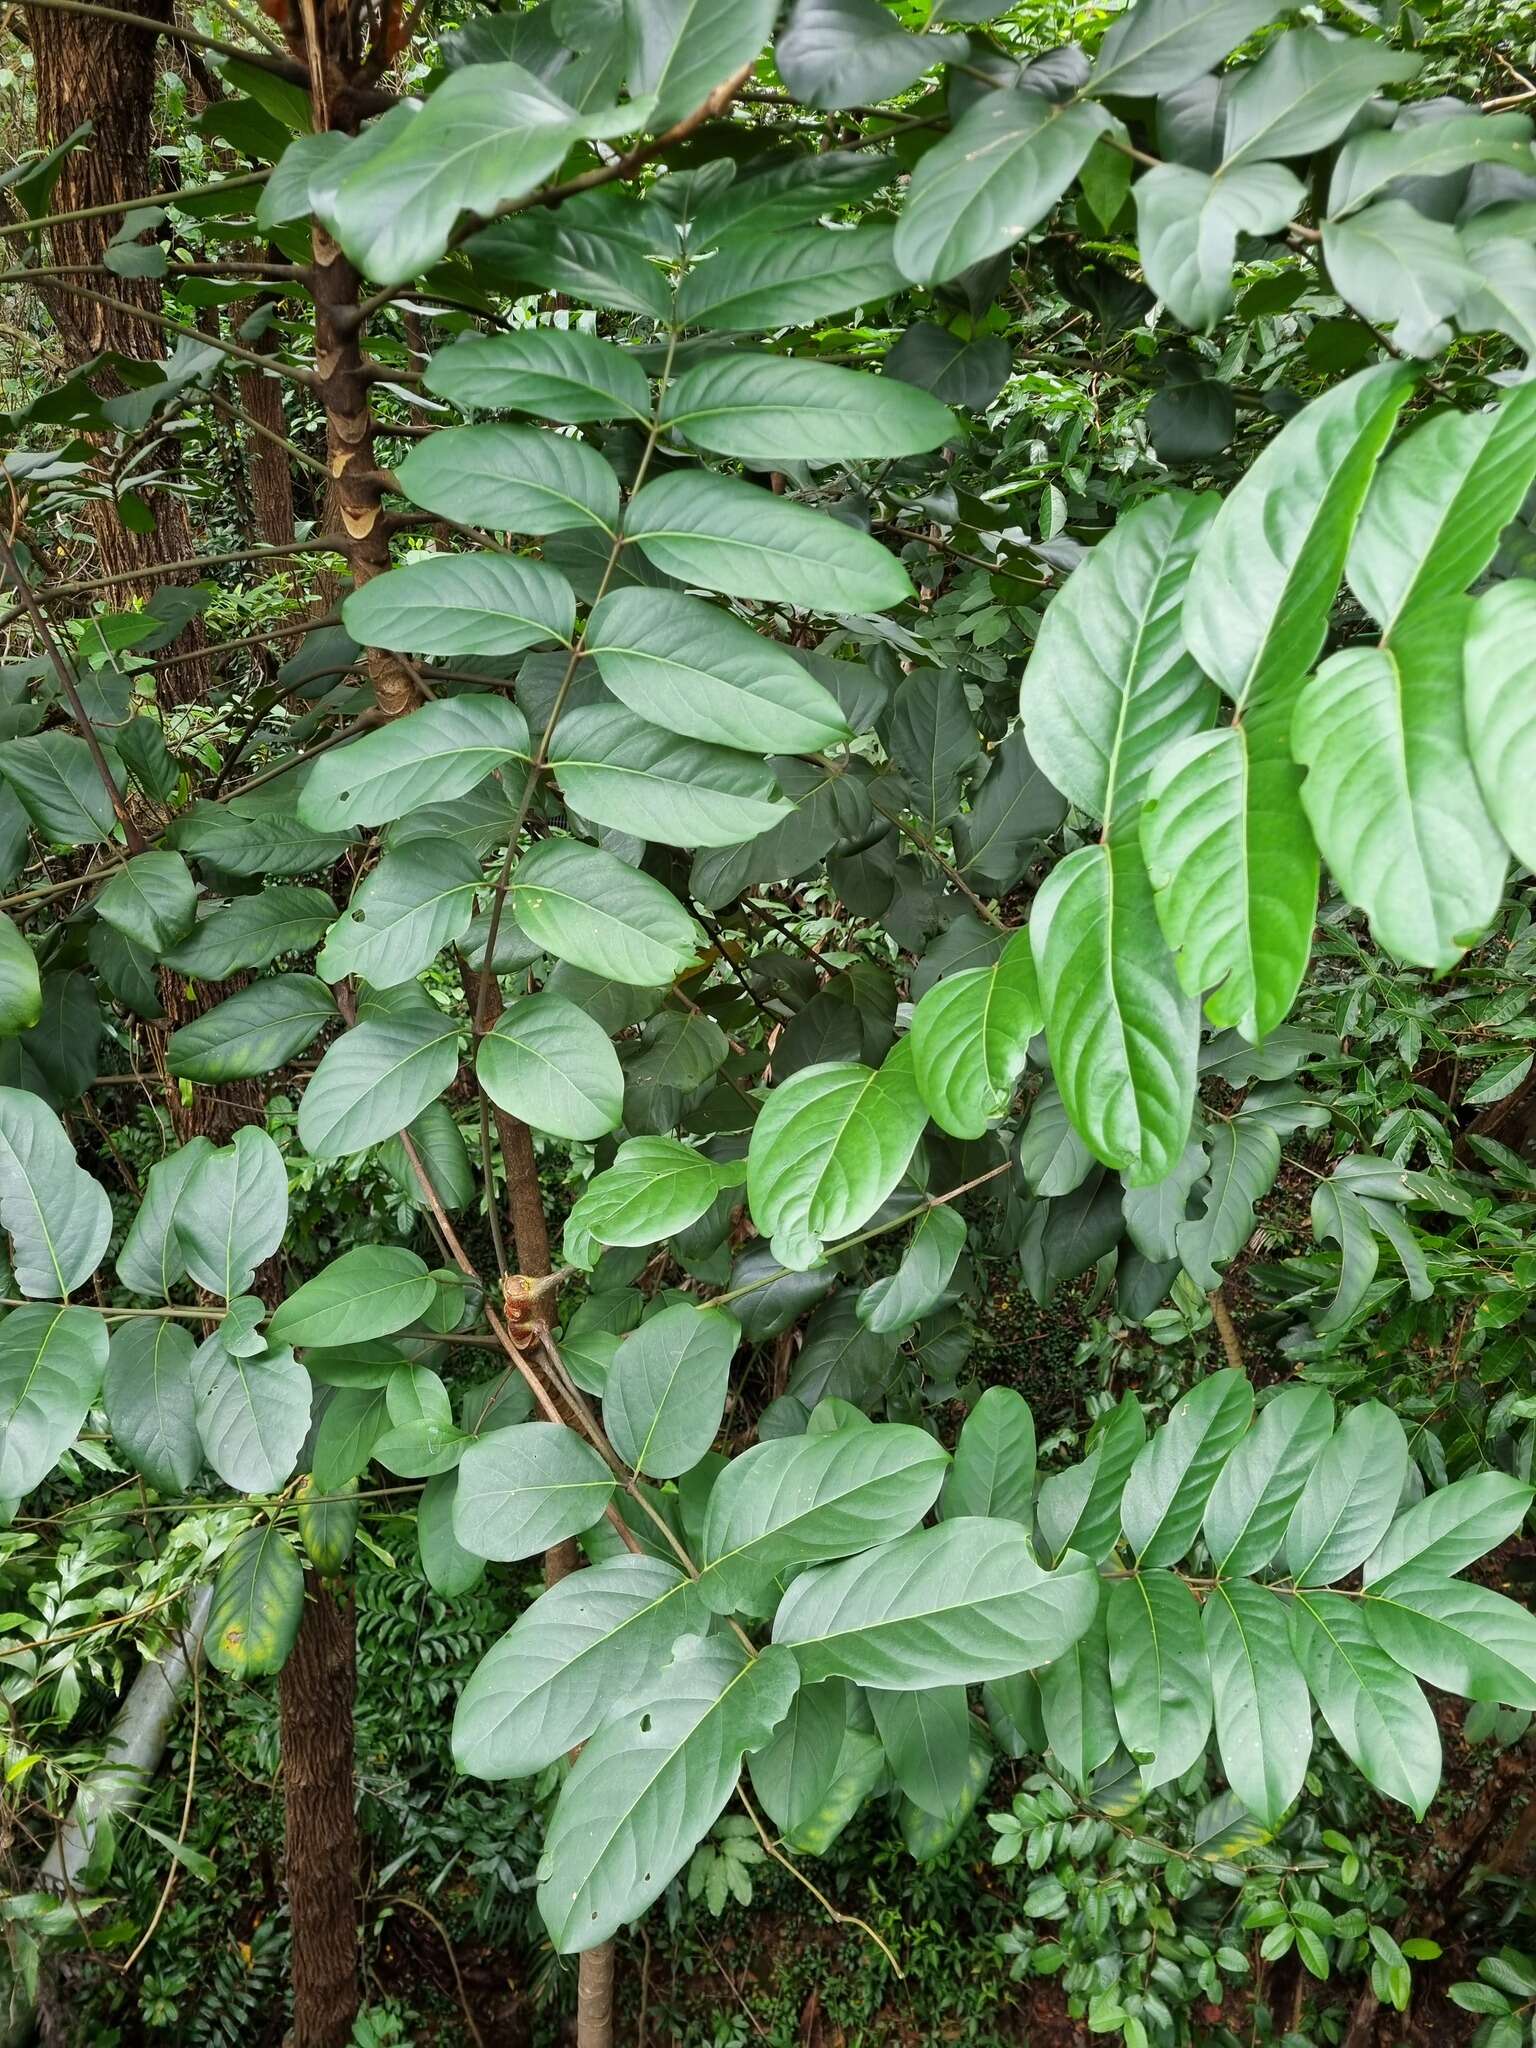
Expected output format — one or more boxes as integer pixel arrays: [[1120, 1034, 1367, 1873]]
[[1209, 1287, 1244, 1373], [735, 1783, 904, 1978], [0, 166, 268, 240]]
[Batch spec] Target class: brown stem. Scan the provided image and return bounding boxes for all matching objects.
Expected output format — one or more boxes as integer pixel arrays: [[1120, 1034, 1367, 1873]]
[[1209, 1288, 1245, 1374]]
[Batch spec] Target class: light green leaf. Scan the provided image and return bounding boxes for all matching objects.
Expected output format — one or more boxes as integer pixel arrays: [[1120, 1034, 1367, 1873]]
[[298, 695, 532, 832], [397, 424, 620, 535], [94, 851, 198, 952], [1285, 1399, 1407, 1586], [1310, 1176, 1379, 1332], [662, 356, 955, 462], [0, 731, 123, 845], [1089, 0, 1282, 95], [868, 1685, 971, 1818], [1031, 838, 1198, 1186], [165, 976, 336, 1083], [1135, 162, 1303, 332], [563, 1137, 743, 1263], [453, 1554, 705, 1778], [1037, 1392, 1145, 1564], [549, 705, 792, 848], [1205, 1580, 1311, 1827], [317, 840, 482, 989], [297, 993, 462, 1160], [893, 89, 1114, 287], [586, 589, 851, 754], [341, 555, 575, 659], [859, 1203, 966, 1336], [1294, 600, 1506, 971], [1107, 1569, 1212, 1789], [0, 1086, 111, 1298], [1365, 1471, 1533, 1585], [625, 472, 912, 613], [747, 1679, 857, 1836], [477, 992, 623, 1141], [425, 327, 650, 421], [312, 1384, 390, 1493], [1122, 1135, 1206, 1264], [677, 223, 908, 331], [268, 1246, 436, 1351], [698, 1422, 949, 1615], [747, 1039, 930, 1270], [1039, 1602, 1118, 1789], [296, 1473, 359, 1577], [417, 1469, 485, 1596], [1290, 1590, 1439, 1817], [1464, 580, 1536, 871], [102, 1318, 200, 1495], [536, 1634, 798, 1953], [193, 1338, 310, 1493], [1329, 110, 1536, 217], [1221, 28, 1421, 169], [161, 884, 336, 981], [508, 837, 705, 986], [910, 930, 1039, 1141], [773, 1518, 1100, 1688], [1364, 1572, 1536, 1709], [0, 1305, 107, 1498], [1121, 1368, 1254, 1567], [454, 1419, 615, 1560], [0, 920, 40, 1038], [205, 1524, 305, 1678], [940, 1384, 1034, 1525], [624, 0, 777, 129], [176, 1126, 287, 1300], [1323, 202, 1479, 358], [777, 0, 945, 110], [1203, 1384, 1334, 1576], [604, 1303, 738, 1479], [117, 1139, 211, 1300]]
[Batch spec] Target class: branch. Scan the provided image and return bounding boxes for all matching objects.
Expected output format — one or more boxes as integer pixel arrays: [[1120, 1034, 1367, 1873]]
[[15, 0, 312, 80], [0, 168, 269, 242], [31, 278, 318, 384]]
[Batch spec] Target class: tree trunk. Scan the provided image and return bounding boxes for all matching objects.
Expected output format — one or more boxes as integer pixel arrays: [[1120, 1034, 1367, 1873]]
[[278, 1577, 359, 2048], [30, 0, 212, 696]]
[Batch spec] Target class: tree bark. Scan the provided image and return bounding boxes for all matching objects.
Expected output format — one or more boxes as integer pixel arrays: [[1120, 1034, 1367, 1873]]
[[278, 1576, 359, 2048]]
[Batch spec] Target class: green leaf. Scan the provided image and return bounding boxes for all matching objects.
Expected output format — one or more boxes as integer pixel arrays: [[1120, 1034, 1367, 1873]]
[[417, 1469, 485, 1596], [257, 128, 348, 228], [698, 1422, 949, 1615], [662, 356, 955, 462], [162, 885, 336, 980], [869, 1685, 972, 1818], [886, 667, 980, 830], [1364, 1573, 1536, 1710], [549, 705, 792, 848], [0, 920, 40, 1038], [477, 992, 623, 1141], [205, 1525, 305, 1679], [625, 473, 912, 613], [1031, 839, 1198, 1186], [1037, 1392, 1145, 1564], [297, 992, 462, 1160], [165, 976, 336, 1083], [296, 1474, 359, 1577], [1020, 491, 1218, 831], [321, 61, 631, 283], [625, 0, 777, 129], [116, 1139, 211, 1300], [1122, 1135, 1206, 1264], [268, 1246, 436, 1351], [424, 328, 651, 421], [1290, 1590, 1439, 1817], [311, 1384, 390, 1493], [453, 1554, 705, 1778], [453, 1420, 616, 1559], [176, 1127, 287, 1300], [941, 1384, 1035, 1525], [298, 695, 532, 832], [94, 851, 198, 952], [1039, 1604, 1118, 1789], [893, 89, 1114, 287], [1310, 1176, 1380, 1332], [859, 1203, 966, 1336], [586, 589, 851, 754], [0, 1086, 111, 1298], [677, 222, 908, 330], [1294, 600, 1506, 971], [604, 1303, 738, 1479], [379, 1102, 476, 1216], [953, 729, 1067, 891], [1107, 1570, 1212, 1789], [1088, 0, 1282, 95], [747, 1678, 857, 1835], [1184, 362, 1414, 715], [1365, 1471, 1533, 1585], [1121, 1368, 1254, 1566], [102, 1318, 200, 1495], [746, 1039, 930, 1270], [0, 731, 123, 845], [1135, 163, 1303, 332], [193, 1339, 311, 1493], [0, 1305, 107, 1499], [536, 1634, 798, 1953], [1323, 202, 1479, 359], [1220, 28, 1421, 169], [1285, 1399, 1407, 1586], [691, 150, 891, 244], [341, 555, 575, 659], [508, 837, 705, 986], [1205, 1580, 1311, 1827], [1465, 581, 1536, 872], [910, 929, 1040, 1140], [777, 0, 945, 110], [1329, 110, 1536, 217], [1203, 1384, 1334, 1575], [398, 424, 620, 535], [773, 1518, 1100, 1688], [317, 841, 482, 990], [563, 1137, 743, 1263]]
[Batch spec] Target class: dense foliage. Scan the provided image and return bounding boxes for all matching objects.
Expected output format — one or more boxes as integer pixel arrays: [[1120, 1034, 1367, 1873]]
[[2, 0, 1536, 2039]]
